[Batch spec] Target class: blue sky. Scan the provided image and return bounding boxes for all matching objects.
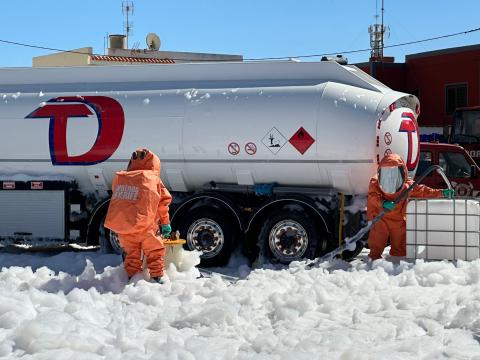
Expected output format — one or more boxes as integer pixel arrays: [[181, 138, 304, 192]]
[[1, 0, 479, 67]]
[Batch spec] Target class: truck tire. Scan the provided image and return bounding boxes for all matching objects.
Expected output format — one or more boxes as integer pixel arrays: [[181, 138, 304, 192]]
[[259, 209, 325, 264], [99, 217, 123, 255], [178, 207, 236, 267]]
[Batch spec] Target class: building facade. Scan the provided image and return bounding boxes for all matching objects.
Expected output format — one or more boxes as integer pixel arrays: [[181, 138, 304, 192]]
[[357, 44, 480, 132]]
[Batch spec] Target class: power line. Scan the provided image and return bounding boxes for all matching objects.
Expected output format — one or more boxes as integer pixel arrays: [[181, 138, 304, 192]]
[[0, 39, 91, 56], [244, 27, 480, 61], [0, 26, 479, 63]]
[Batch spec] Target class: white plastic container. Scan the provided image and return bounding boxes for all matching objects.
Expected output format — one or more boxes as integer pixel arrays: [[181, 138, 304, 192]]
[[406, 199, 480, 261]]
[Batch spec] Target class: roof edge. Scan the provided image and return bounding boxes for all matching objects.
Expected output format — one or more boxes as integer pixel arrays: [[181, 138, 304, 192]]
[[406, 43, 480, 60]]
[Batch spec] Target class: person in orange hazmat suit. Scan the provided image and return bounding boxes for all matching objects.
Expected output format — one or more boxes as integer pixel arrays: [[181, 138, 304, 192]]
[[104, 148, 172, 283], [367, 153, 454, 261]]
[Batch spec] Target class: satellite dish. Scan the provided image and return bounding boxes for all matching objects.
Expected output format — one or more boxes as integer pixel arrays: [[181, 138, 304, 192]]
[[146, 33, 161, 51]]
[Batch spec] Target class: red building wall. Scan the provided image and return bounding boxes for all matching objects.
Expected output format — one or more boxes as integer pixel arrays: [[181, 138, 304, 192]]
[[357, 61, 406, 93], [357, 44, 480, 129], [406, 46, 480, 128], [370, 62, 407, 92]]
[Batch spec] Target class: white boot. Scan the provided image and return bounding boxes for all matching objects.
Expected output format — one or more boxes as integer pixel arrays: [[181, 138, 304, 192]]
[[386, 255, 405, 264]]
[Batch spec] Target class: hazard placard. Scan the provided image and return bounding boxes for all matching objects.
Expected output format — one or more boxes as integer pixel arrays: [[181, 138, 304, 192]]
[[262, 127, 287, 155], [289, 127, 315, 155]]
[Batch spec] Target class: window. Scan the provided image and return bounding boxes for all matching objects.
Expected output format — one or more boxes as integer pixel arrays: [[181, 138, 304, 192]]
[[445, 84, 468, 114], [453, 109, 480, 140], [439, 152, 472, 178], [418, 151, 432, 176]]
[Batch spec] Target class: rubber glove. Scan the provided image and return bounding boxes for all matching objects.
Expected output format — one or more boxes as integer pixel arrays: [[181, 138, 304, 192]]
[[161, 224, 172, 238], [382, 200, 395, 211], [442, 189, 455, 198]]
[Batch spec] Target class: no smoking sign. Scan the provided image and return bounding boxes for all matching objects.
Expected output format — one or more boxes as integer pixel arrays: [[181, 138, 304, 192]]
[[245, 142, 257, 155]]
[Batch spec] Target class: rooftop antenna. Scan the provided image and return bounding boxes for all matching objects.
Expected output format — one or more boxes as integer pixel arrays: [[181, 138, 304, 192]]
[[368, 0, 389, 61], [122, 1, 134, 48]]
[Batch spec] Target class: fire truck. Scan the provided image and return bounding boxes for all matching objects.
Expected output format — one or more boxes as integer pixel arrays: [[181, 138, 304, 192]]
[[418, 142, 480, 197], [449, 106, 480, 164]]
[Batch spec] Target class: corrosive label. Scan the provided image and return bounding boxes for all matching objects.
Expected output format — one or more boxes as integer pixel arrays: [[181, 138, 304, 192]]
[[245, 142, 257, 155], [228, 142, 240, 155]]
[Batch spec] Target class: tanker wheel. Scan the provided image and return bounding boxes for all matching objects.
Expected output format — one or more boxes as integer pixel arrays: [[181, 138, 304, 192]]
[[259, 210, 326, 264], [98, 216, 123, 255], [178, 208, 236, 267]]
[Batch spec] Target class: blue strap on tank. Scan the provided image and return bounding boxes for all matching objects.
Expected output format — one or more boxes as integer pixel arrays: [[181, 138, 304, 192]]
[[254, 183, 276, 196]]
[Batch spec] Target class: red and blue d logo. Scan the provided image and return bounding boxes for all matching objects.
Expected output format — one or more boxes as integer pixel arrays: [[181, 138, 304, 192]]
[[399, 112, 420, 172], [26, 96, 125, 165]]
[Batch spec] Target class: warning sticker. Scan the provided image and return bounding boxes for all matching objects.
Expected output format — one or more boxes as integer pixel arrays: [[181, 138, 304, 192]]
[[228, 142, 240, 156], [2, 181, 15, 190], [244, 142, 257, 155], [384, 132, 392, 145], [289, 127, 315, 155], [31, 181, 44, 190], [262, 127, 287, 155]]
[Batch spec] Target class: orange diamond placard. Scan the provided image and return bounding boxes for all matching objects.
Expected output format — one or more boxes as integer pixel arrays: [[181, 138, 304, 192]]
[[289, 127, 315, 154]]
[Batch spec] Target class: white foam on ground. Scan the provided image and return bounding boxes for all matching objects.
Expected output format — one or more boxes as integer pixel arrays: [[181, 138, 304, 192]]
[[0, 248, 479, 359]]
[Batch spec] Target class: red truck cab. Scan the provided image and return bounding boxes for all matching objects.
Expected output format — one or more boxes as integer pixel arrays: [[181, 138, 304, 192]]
[[449, 106, 480, 164], [417, 142, 480, 196]]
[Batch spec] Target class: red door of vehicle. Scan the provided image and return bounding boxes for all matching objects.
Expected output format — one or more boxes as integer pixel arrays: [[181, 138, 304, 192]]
[[437, 150, 478, 196], [418, 146, 480, 196]]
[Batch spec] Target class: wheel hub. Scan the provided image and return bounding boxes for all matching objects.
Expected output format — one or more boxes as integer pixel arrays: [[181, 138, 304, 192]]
[[269, 220, 308, 262], [277, 228, 300, 250], [187, 219, 224, 259], [198, 228, 216, 248]]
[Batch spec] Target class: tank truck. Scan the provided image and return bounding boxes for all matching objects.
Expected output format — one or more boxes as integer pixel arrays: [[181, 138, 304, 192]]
[[0, 61, 420, 265]]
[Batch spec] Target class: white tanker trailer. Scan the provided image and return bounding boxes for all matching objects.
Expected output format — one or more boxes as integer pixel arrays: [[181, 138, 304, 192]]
[[0, 60, 420, 265]]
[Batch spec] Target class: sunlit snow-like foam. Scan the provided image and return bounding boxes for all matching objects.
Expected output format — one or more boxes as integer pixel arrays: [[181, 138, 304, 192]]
[[0, 250, 479, 359]]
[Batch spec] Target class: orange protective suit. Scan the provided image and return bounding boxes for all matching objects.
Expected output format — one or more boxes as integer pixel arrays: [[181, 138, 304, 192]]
[[367, 154, 442, 260], [104, 148, 172, 278]]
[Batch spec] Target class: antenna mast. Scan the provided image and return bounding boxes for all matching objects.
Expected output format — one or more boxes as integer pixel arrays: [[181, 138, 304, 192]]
[[122, 1, 134, 48], [368, 0, 389, 61]]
